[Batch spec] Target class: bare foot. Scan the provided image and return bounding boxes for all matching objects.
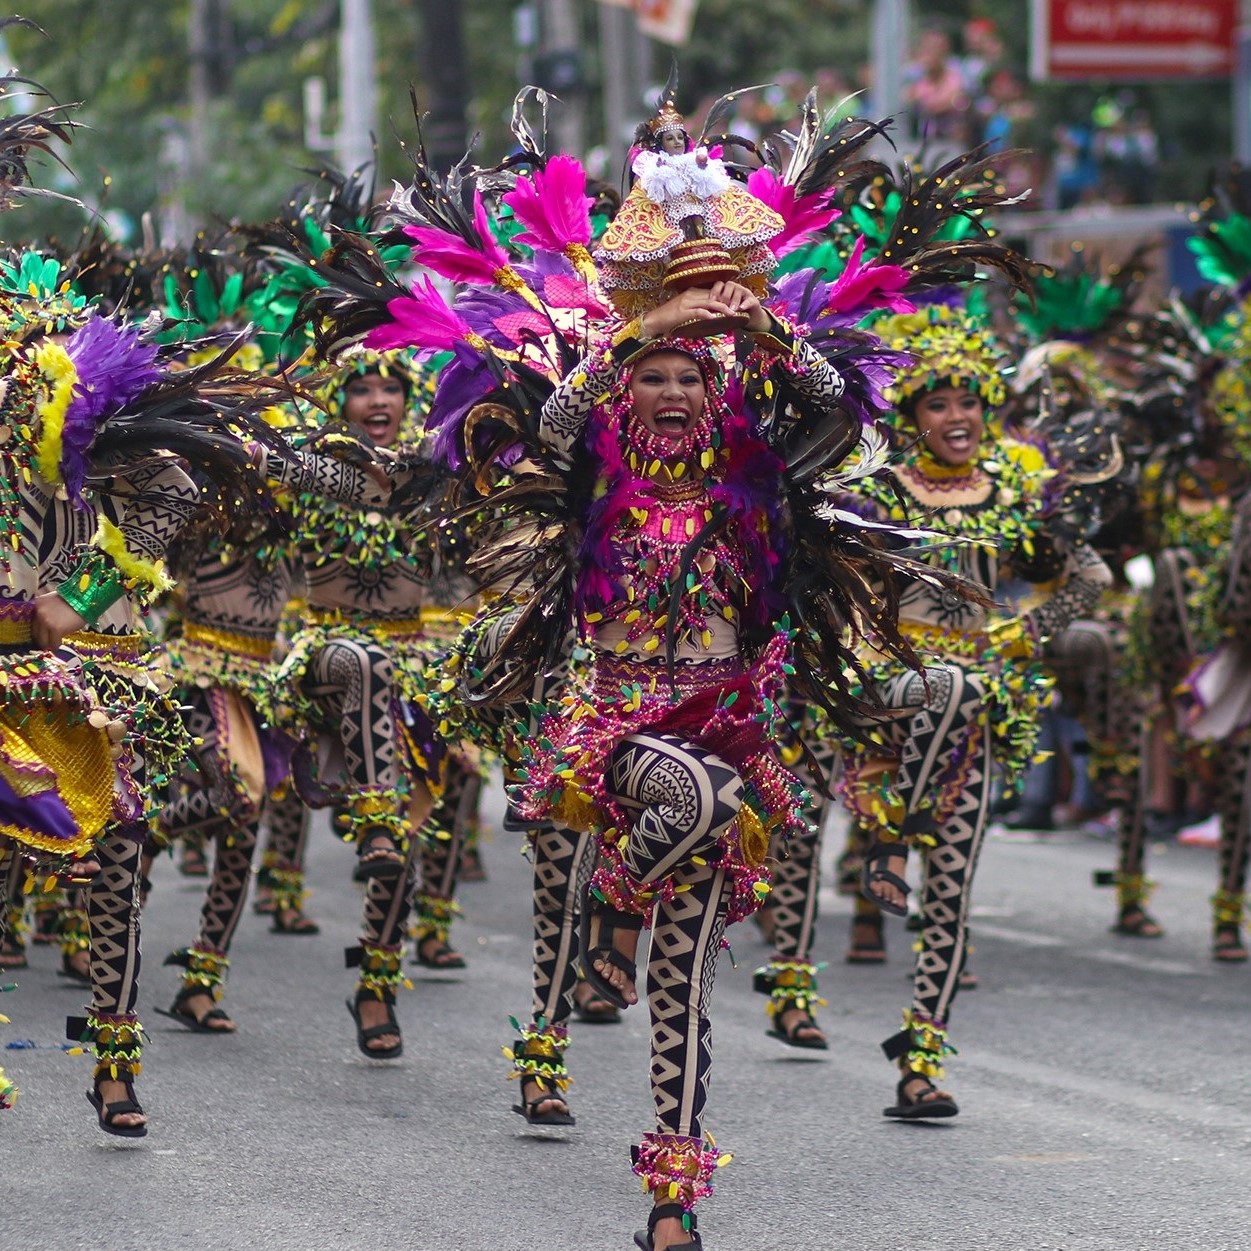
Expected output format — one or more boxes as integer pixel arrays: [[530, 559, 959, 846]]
[[355, 996, 400, 1052]]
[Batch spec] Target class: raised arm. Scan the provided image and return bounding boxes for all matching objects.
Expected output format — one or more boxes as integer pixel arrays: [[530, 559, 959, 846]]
[[1021, 539, 1113, 643], [36, 456, 201, 646], [255, 439, 392, 506]]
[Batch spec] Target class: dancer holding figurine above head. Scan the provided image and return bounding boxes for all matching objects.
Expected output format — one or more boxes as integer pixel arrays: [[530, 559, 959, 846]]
[[299, 77, 1016, 1248]]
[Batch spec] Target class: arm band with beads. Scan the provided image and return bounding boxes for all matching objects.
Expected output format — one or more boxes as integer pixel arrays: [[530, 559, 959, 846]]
[[55, 547, 126, 625]]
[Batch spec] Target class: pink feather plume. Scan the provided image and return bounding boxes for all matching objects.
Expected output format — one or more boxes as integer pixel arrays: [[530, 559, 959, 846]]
[[502, 154, 594, 252], [403, 189, 510, 285], [366, 276, 474, 353], [747, 167, 840, 256], [823, 236, 914, 317]]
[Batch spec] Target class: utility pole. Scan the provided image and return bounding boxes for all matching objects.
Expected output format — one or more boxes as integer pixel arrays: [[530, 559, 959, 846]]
[[1237, 0, 1251, 161], [418, 0, 470, 172], [187, 0, 212, 178], [537, 0, 585, 157], [600, 2, 651, 182], [337, 0, 377, 177], [871, 0, 910, 140]]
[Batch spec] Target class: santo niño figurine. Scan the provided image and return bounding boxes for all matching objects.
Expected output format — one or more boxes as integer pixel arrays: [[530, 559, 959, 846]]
[[593, 90, 784, 328]]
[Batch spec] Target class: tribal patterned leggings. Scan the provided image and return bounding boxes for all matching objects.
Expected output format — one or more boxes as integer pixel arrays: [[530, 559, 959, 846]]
[[161, 689, 261, 960], [875, 664, 995, 1023], [529, 821, 594, 1025], [765, 727, 839, 963], [606, 732, 742, 1138], [305, 638, 415, 952], [1212, 732, 1251, 934], [415, 754, 480, 945]]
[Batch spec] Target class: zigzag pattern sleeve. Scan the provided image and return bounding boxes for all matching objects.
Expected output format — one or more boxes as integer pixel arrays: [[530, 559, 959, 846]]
[[539, 343, 620, 460], [101, 457, 202, 570], [1025, 540, 1113, 642], [264, 447, 386, 505]]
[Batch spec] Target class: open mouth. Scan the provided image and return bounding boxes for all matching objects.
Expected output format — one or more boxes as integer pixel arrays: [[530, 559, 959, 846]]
[[653, 408, 692, 439], [940, 425, 974, 454], [362, 413, 396, 440]]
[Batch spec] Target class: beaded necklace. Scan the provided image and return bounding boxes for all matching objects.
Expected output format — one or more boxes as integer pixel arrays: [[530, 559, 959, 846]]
[[584, 400, 756, 654], [854, 436, 1052, 566], [590, 466, 749, 655], [287, 440, 434, 575], [0, 359, 45, 581]]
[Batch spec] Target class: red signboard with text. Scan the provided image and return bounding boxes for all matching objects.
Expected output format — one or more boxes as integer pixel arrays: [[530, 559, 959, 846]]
[[1031, 0, 1237, 80]]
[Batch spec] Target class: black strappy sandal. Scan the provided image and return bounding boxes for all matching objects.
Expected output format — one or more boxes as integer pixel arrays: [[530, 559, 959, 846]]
[[1112, 903, 1164, 938], [513, 1077, 576, 1127], [633, 1203, 702, 1250], [155, 984, 236, 1034], [351, 830, 405, 883], [413, 935, 466, 969], [846, 911, 887, 964], [859, 842, 910, 917], [1213, 923, 1248, 962], [579, 890, 643, 1012], [573, 974, 622, 1024], [883, 1071, 959, 1120], [766, 998, 829, 1051], [57, 950, 92, 985], [271, 905, 320, 935], [86, 1074, 148, 1139], [346, 991, 403, 1060]]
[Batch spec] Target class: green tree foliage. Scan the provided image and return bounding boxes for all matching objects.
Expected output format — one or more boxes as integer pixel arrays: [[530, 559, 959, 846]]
[[0, 0, 1236, 249]]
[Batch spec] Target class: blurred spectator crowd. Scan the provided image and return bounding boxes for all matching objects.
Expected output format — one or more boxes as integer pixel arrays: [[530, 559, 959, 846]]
[[695, 18, 1163, 213]]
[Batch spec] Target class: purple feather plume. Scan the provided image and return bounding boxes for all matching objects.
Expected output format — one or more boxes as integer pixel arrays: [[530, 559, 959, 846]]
[[62, 317, 161, 504]]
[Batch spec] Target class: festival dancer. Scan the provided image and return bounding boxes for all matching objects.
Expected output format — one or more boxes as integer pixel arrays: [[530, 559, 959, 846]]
[[251, 788, 319, 931], [1180, 481, 1251, 960], [410, 531, 482, 972], [1000, 255, 1157, 932], [298, 90, 991, 1245], [839, 305, 1113, 1120], [258, 350, 445, 1060], [5, 279, 274, 1136], [1173, 286, 1251, 960]]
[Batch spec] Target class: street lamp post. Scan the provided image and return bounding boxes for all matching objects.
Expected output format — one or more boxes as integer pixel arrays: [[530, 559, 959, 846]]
[[337, 0, 377, 177], [871, 0, 910, 138]]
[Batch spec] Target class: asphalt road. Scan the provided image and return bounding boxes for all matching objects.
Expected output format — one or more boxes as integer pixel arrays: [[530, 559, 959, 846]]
[[4, 791, 1250, 1251]]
